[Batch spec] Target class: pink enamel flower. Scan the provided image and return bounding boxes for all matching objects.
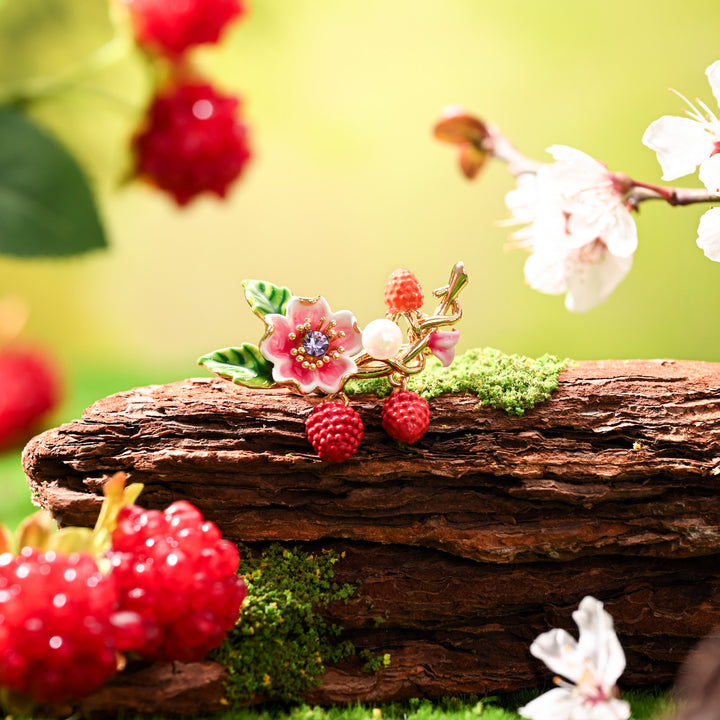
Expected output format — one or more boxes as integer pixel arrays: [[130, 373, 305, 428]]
[[259, 296, 363, 394]]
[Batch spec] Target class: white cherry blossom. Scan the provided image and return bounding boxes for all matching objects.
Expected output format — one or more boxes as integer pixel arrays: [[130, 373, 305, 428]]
[[642, 60, 720, 181], [697, 153, 720, 261], [504, 146, 637, 312], [518, 596, 631, 720]]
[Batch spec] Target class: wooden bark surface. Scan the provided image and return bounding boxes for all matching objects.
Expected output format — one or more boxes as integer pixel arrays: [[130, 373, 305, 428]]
[[20, 358, 720, 706]]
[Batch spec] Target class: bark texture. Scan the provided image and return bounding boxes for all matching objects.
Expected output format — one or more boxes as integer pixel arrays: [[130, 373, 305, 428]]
[[21, 359, 720, 709]]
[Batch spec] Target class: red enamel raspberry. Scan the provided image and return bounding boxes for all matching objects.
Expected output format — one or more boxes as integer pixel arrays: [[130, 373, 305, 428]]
[[0, 548, 119, 704], [306, 401, 364, 462], [133, 81, 252, 206], [384, 269, 424, 314], [0, 345, 60, 450], [109, 500, 246, 662], [124, 0, 245, 58], [382, 390, 430, 444]]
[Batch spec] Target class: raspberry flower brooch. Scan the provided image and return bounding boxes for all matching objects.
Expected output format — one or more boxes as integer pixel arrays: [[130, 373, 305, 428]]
[[199, 261, 468, 461]]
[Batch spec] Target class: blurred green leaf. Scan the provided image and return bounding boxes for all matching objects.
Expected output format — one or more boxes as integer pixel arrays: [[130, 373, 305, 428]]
[[243, 279, 292, 319], [198, 343, 275, 388], [0, 107, 106, 257]]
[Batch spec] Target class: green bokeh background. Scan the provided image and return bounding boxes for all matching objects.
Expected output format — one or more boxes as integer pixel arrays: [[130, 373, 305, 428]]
[[1, 0, 719, 522]]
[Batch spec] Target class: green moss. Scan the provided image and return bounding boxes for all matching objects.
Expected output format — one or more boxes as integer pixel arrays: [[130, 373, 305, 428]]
[[211, 544, 356, 706], [346, 348, 569, 417]]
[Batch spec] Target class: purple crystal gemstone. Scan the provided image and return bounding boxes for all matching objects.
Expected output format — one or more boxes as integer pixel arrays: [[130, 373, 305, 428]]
[[302, 330, 330, 357]]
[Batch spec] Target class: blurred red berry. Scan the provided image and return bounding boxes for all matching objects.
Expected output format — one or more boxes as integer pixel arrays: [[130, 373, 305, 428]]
[[133, 81, 252, 206], [109, 500, 246, 662], [123, 0, 245, 58], [0, 548, 119, 703], [0, 345, 60, 450], [384, 268, 424, 315]]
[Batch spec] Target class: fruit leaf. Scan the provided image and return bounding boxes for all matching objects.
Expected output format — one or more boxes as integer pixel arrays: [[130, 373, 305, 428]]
[[51, 527, 95, 555], [243, 279, 292, 319], [15, 510, 55, 551], [0, 108, 107, 257], [198, 343, 275, 388], [0, 524, 12, 554]]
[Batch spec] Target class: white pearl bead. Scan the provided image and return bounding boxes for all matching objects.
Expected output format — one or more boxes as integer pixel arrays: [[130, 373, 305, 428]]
[[362, 318, 403, 360]]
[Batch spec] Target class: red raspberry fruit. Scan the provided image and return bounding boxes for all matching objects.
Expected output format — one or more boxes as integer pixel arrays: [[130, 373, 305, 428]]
[[381, 390, 430, 444], [0, 548, 119, 704], [133, 81, 252, 206], [123, 0, 245, 58], [0, 345, 60, 450], [109, 500, 246, 662], [384, 269, 424, 314], [306, 401, 364, 462]]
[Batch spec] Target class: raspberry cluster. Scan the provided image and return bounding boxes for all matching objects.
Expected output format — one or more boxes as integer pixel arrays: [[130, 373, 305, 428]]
[[133, 82, 252, 206], [382, 390, 430, 444], [0, 345, 60, 450], [124, 0, 245, 58], [306, 401, 364, 462], [0, 548, 118, 704], [384, 268, 424, 315], [110, 500, 247, 662], [123, 0, 252, 205]]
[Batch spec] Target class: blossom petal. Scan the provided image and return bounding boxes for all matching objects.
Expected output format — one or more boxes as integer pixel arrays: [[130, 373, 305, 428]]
[[706, 60, 720, 108], [524, 244, 569, 296], [286, 295, 333, 329], [697, 207, 720, 262], [518, 687, 580, 720], [530, 628, 585, 682], [573, 597, 626, 687], [428, 328, 460, 367], [699, 153, 720, 196], [599, 207, 638, 258], [329, 309, 364, 355], [546, 145, 607, 192], [642, 116, 716, 180], [565, 251, 632, 313]]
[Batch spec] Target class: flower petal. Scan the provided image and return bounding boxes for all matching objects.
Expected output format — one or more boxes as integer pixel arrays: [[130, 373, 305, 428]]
[[706, 60, 720, 109], [697, 207, 720, 262], [329, 309, 364, 355], [642, 116, 716, 180], [428, 328, 460, 367], [564, 251, 632, 313], [699, 154, 720, 196], [285, 295, 333, 329], [546, 145, 608, 192], [573, 597, 626, 687], [524, 244, 570, 296], [530, 628, 585, 682], [600, 208, 638, 258], [518, 687, 580, 720]]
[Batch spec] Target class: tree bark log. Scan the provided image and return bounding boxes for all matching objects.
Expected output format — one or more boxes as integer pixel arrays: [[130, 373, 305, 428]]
[[21, 358, 720, 708]]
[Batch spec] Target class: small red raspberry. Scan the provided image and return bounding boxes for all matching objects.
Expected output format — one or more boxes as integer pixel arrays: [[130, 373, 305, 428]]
[[0, 345, 60, 450], [123, 0, 245, 58], [381, 390, 430, 444], [0, 548, 119, 704], [133, 81, 252, 206], [306, 401, 364, 462], [109, 500, 246, 662], [384, 269, 424, 314]]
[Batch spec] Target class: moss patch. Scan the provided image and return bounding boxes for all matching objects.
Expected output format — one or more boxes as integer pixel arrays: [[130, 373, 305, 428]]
[[346, 347, 569, 416], [211, 544, 356, 705]]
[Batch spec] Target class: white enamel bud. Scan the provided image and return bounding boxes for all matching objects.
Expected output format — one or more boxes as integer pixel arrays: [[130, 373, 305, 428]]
[[361, 318, 403, 360]]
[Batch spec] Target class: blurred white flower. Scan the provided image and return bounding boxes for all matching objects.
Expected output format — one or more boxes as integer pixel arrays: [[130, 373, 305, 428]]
[[518, 596, 631, 720], [504, 146, 637, 312], [642, 60, 720, 182], [697, 154, 720, 261]]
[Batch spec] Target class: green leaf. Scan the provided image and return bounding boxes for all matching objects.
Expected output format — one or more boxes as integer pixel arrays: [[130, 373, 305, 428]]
[[0, 108, 107, 257], [198, 343, 275, 388], [243, 279, 292, 319]]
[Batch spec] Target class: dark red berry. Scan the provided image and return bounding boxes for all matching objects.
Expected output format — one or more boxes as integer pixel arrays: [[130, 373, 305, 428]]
[[124, 0, 245, 58], [133, 81, 252, 206], [306, 401, 364, 462], [109, 500, 246, 662], [0, 548, 119, 703], [381, 390, 430, 444], [0, 345, 60, 450]]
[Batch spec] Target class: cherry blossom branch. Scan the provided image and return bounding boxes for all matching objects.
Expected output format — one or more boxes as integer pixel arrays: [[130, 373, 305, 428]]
[[433, 108, 720, 209]]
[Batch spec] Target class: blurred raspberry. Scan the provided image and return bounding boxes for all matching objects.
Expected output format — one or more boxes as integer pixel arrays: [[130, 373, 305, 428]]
[[133, 81, 252, 206], [384, 268, 424, 314], [0, 548, 119, 704], [109, 500, 246, 662], [123, 0, 245, 58], [0, 345, 60, 450]]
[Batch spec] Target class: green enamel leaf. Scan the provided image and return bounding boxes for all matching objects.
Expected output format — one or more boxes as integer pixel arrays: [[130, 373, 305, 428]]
[[0, 108, 107, 257], [198, 343, 275, 388], [243, 279, 292, 319]]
